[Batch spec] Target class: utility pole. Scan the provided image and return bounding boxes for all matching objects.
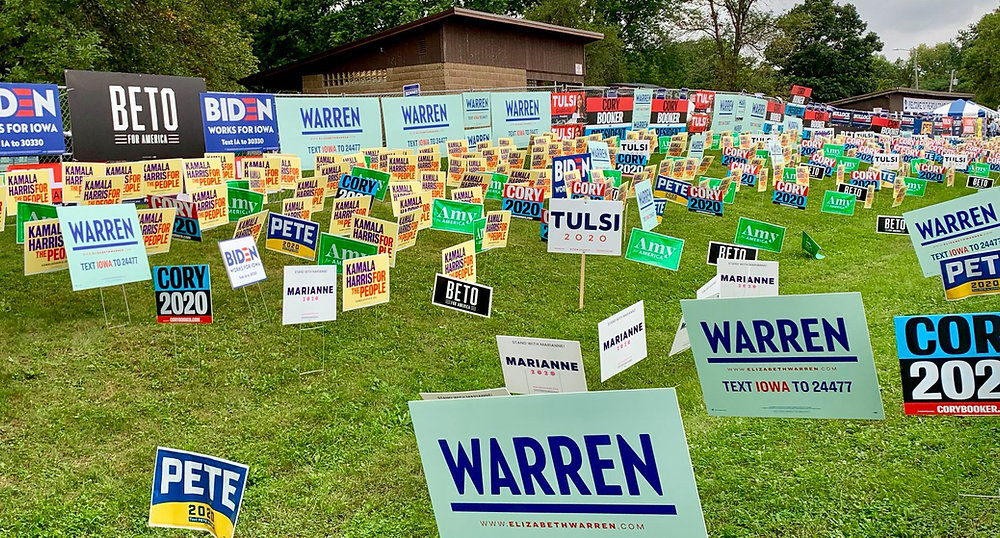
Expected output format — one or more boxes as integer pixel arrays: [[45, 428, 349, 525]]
[[949, 69, 957, 92], [893, 48, 919, 89]]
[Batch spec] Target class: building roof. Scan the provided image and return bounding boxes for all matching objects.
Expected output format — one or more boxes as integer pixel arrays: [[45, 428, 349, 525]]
[[829, 87, 974, 106], [241, 8, 603, 88]]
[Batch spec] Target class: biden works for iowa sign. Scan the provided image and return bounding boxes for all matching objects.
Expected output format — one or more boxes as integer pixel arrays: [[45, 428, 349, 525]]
[[680, 292, 884, 419], [409, 388, 707, 537], [0, 82, 65, 156], [200, 92, 279, 152]]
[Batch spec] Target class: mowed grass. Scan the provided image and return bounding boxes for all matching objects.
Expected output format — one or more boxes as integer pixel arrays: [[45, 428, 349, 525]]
[[2, 149, 1000, 537]]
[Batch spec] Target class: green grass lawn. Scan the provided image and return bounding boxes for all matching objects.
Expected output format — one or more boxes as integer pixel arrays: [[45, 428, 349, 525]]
[[3, 150, 1000, 537]]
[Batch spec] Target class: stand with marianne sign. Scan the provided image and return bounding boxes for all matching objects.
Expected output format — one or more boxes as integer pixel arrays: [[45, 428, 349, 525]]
[[283, 265, 338, 374], [408, 388, 708, 538], [680, 292, 884, 419], [496, 336, 586, 395], [598, 301, 648, 382]]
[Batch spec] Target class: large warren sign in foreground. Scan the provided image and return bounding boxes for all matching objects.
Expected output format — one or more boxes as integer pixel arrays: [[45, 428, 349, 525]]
[[895, 312, 1000, 416], [65, 70, 206, 161], [408, 388, 707, 538], [680, 292, 884, 419]]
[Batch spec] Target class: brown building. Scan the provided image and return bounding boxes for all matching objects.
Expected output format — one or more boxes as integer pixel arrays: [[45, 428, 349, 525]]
[[829, 87, 975, 115], [241, 8, 603, 94]]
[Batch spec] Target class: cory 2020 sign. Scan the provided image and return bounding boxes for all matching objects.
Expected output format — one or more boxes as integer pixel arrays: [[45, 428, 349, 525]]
[[65, 70, 207, 161]]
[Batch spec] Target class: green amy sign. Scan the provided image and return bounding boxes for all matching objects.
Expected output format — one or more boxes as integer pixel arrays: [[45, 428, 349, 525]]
[[350, 166, 390, 201], [625, 228, 684, 270], [802, 231, 824, 259], [316, 233, 378, 273], [431, 199, 483, 235], [227, 187, 265, 222], [734, 217, 785, 253], [821, 191, 855, 216]]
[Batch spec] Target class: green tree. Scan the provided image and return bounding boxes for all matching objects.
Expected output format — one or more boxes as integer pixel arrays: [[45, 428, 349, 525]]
[[1, 0, 261, 90], [86, 0, 263, 90], [962, 8, 1000, 108], [894, 42, 966, 93], [681, 0, 774, 91], [524, 0, 627, 85], [766, 0, 882, 102], [870, 54, 910, 92], [0, 0, 107, 83]]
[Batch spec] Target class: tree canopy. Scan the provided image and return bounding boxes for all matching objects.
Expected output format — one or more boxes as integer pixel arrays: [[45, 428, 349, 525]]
[[766, 0, 882, 102], [1, 0, 998, 106]]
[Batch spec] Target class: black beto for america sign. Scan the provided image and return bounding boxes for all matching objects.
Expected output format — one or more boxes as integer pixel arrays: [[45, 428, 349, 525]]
[[65, 70, 206, 161]]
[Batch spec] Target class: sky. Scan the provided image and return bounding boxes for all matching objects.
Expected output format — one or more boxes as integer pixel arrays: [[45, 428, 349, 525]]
[[763, 0, 997, 60]]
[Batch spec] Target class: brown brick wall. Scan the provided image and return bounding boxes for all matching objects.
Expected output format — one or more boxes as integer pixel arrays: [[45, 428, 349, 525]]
[[442, 62, 525, 90], [301, 62, 526, 95]]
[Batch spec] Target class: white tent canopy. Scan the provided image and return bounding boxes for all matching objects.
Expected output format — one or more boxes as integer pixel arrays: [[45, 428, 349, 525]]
[[930, 99, 998, 118]]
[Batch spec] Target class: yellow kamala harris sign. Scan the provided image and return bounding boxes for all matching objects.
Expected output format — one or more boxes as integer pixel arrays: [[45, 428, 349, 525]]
[[342, 253, 389, 311], [24, 218, 67, 275], [137, 208, 176, 255], [190, 185, 228, 230], [441, 240, 476, 283]]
